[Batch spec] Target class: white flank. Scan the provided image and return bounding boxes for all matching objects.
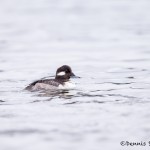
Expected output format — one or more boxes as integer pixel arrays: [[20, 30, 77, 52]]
[[57, 71, 65, 76], [58, 82, 76, 89]]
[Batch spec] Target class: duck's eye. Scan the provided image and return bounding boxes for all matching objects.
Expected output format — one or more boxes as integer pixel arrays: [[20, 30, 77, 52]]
[[66, 69, 71, 73]]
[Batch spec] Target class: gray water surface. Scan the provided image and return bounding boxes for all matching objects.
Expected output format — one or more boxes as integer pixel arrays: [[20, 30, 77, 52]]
[[0, 0, 150, 150]]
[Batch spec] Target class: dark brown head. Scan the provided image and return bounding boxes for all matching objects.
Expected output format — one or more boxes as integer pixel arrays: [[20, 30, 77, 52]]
[[55, 65, 75, 80]]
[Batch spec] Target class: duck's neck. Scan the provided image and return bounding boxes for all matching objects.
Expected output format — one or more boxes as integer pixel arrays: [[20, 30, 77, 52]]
[[55, 76, 69, 82]]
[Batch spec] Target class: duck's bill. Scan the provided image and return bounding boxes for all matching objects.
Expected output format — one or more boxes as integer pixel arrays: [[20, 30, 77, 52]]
[[70, 72, 80, 78]]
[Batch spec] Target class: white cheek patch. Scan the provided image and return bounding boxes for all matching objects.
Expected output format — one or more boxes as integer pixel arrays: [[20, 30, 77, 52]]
[[57, 71, 65, 76]]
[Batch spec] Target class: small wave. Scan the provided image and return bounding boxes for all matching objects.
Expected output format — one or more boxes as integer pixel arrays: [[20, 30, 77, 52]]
[[0, 129, 44, 135], [0, 100, 5, 102]]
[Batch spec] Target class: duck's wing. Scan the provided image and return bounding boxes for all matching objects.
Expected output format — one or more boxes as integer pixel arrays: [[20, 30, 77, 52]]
[[41, 79, 60, 87], [25, 79, 61, 91]]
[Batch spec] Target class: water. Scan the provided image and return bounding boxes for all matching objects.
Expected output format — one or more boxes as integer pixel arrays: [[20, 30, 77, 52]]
[[0, 0, 150, 150]]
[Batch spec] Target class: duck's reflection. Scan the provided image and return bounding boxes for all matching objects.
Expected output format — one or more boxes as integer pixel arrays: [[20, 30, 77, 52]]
[[36, 89, 75, 99]]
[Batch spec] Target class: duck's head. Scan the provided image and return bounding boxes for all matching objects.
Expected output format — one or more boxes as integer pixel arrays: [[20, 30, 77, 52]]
[[55, 65, 76, 80]]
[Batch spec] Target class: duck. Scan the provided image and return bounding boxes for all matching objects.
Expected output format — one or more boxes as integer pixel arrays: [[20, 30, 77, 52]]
[[25, 65, 77, 91]]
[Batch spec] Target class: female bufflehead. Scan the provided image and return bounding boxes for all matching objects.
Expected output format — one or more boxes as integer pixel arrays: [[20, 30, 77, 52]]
[[25, 65, 77, 91]]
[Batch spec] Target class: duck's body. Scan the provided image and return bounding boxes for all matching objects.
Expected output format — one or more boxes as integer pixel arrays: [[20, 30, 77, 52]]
[[25, 79, 75, 91], [25, 65, 76, 91]]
